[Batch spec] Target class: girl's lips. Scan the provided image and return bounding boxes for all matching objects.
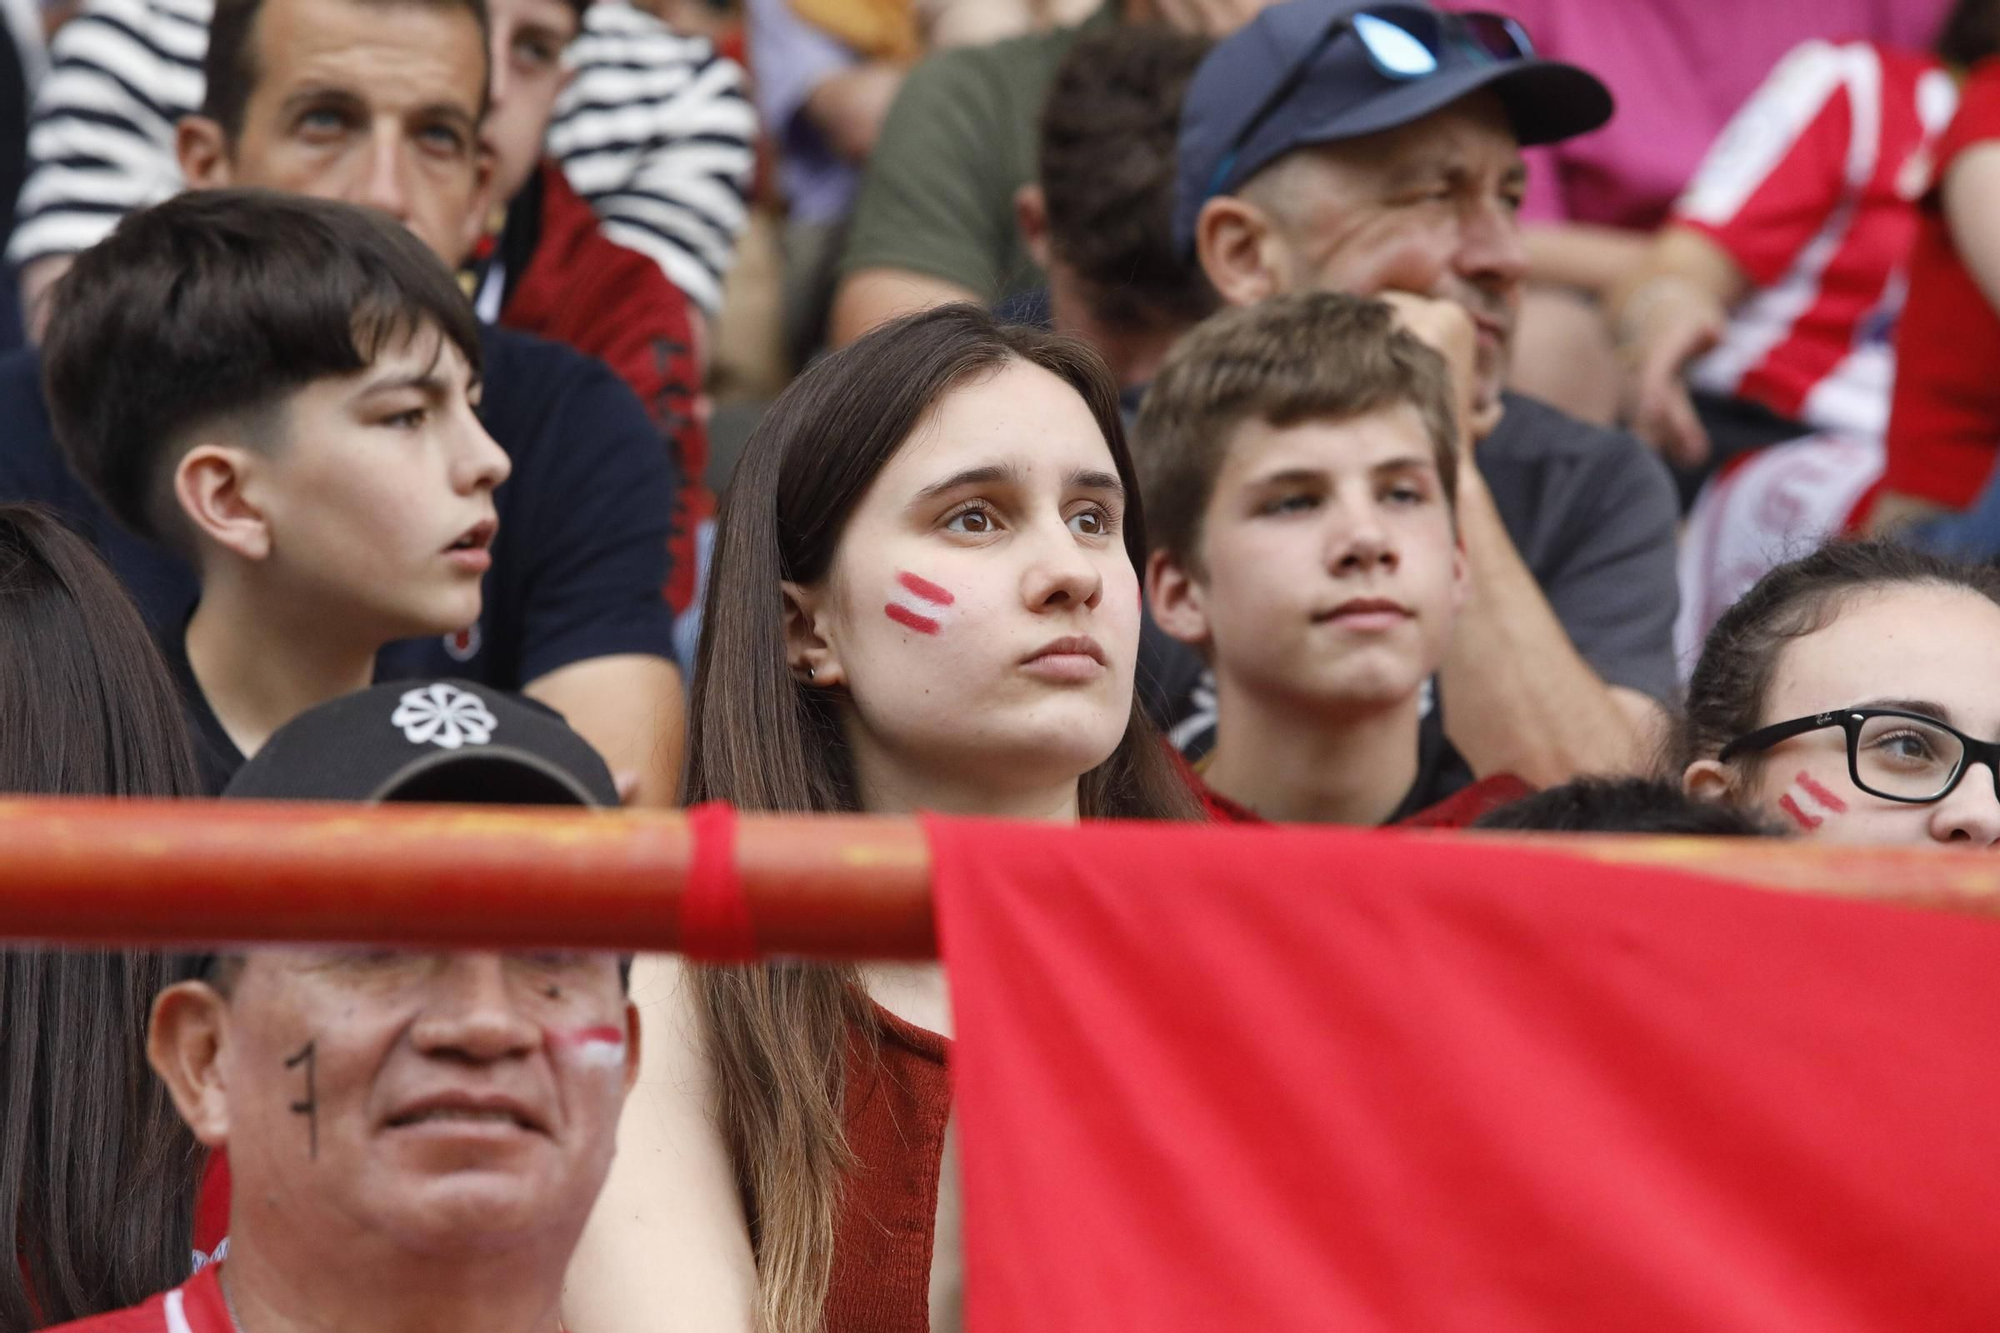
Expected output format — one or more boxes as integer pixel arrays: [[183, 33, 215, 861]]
[[1020, 652, 1108, 683], [1021, 635, 1108, 682]]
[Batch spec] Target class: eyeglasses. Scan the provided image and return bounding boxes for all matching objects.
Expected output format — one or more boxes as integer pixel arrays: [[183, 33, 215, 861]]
[[1205, 5, 1537, 200], [1719, 707, 2000, 805]]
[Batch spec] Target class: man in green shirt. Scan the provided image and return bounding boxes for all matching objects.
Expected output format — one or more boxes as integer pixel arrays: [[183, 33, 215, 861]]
[[828, 0, 1273, 345]]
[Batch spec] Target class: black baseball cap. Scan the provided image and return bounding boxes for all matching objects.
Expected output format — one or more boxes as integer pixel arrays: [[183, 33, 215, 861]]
[[222, 679, 619, 807], [1173, 0, 1613, 255]]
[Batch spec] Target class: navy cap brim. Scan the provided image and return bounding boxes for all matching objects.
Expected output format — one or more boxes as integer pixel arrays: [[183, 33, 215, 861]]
[[1290, 56, 1614, 152], [368, 746, 611, 806], [1176, 54, 1613, 255]]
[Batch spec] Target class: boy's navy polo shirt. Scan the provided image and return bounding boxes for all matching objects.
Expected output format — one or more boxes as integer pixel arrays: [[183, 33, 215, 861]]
[[0, 323, 678, 707]]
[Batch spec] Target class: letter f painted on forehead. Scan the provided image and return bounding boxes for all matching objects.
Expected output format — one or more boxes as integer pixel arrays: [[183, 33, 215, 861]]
[[885, 571, 955, 635]]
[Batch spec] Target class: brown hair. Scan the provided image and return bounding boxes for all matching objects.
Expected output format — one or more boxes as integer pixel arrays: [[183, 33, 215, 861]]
[[1133, 291, 1460, 574], [203, 0, 491, 140], [1936, 0, 2000, 67], [1676, 539, 2000, 778], [685, 304, 1201, 1333], [0, 505, 207, 1330], [1039, 24, 1219, 331], [44, 188, 485, 558]]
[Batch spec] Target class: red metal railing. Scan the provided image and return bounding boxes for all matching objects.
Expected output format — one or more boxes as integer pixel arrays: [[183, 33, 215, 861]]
[[3, 797, 1998, 958]]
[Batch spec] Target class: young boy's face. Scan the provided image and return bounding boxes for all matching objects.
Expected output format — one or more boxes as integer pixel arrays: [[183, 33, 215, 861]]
[[1149, 403, 1465, 714], [217, 329, 509, 640]]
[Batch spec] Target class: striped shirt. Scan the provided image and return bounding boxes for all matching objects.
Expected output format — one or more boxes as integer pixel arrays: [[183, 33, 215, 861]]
[[1675, 39, 1958, 440], [9, 0, 755, 312], [39, 1262, 230, 1332]]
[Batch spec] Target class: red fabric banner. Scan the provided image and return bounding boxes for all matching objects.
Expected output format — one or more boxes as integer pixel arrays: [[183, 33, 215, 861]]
[[931, 818, 2000, 1332]]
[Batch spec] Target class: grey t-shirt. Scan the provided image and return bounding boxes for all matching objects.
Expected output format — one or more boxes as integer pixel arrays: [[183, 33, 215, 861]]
[[1139, 391, 1681, 775]]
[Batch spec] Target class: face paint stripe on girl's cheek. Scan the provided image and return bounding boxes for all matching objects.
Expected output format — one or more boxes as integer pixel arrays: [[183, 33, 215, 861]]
[[897, 571, 955, 606], [1778, 793, 1822, 831], [885, 570, 955, 635], [1797, 770, 1849, 813], [884, 603, 941, 635]]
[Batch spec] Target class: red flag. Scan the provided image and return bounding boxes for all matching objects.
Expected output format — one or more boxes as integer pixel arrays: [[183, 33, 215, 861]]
[[931, 818, 2000, 1332]]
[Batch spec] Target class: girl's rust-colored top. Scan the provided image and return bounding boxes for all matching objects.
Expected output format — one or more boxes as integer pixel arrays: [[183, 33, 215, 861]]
[[824, 1003, 953, 1333]]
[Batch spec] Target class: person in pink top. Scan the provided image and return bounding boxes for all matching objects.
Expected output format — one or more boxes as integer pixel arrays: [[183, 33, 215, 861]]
[[1490, 0, 1953, 420]]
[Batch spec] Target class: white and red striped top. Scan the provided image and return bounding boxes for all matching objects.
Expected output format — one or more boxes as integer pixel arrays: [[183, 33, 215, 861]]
[[1675, 39, 1959, 439], [40, 1265, 230, 1333]]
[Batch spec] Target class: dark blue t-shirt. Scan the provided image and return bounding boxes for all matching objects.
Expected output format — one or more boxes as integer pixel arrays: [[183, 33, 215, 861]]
[[0, 323, 678, 700]]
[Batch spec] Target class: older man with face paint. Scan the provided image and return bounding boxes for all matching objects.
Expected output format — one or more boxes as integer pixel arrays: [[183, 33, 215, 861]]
[[45, 682, 640, 1333], [1155, 0, 1682, 789]]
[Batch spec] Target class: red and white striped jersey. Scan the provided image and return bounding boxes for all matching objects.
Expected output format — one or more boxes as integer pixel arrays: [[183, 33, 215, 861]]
[[1675, 40, 1958, 439], [40, 1266, 230, 1333]]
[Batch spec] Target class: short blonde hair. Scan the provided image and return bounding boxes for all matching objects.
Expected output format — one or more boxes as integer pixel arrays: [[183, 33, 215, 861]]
[[1133, 291, 1459, 573]]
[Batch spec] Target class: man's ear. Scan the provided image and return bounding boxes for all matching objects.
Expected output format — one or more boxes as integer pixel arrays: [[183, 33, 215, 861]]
[[780, 580, 844, 688], [1682, 759, 1738, 803], [1146, 547, 1211, 648], [175, 115, 235, 189], [1015, 182, 1051, 271], [1195, 195, 1285, 308], [148, 981, 233, 1149], [620, 1000, 642, 1095], [175, 444, 273, 562]]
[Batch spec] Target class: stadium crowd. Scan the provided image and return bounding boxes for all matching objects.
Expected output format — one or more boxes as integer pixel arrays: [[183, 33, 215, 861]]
[[2, 0, 1999, 1328]]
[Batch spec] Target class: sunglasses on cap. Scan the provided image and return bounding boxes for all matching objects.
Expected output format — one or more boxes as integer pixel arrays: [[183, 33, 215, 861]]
[[1206, 4, 1537, 199]]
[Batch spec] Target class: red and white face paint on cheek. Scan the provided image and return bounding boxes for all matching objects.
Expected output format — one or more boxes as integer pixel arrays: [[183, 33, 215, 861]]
[[1777, 769, 1849, 832], [884, 571, 956, 636], [548, 1024, 626, 1072]]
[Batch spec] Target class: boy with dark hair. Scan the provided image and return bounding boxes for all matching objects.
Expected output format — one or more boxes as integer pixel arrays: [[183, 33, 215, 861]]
[[1138, 290, 1529, 826], [0, 0, 687, 805], [43, 189, 511, 791], [1015, 23, 1218, 394]]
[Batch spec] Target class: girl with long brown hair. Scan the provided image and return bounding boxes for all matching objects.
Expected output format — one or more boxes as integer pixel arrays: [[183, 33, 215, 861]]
[[0, 504, 208, 1329], [1676, 540, 2000, 847], [580, 304, 1201, 1333]]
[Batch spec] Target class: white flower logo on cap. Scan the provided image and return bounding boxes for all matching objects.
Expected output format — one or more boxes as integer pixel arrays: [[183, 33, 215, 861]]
[[390, 683, 498, 750]]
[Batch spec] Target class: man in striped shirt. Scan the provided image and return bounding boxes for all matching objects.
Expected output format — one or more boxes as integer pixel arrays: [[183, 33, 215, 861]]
[[10, 0, 755, 328]]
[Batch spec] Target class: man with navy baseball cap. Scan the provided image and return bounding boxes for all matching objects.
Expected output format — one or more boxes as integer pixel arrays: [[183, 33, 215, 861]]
[[1147, 0, 1683, 792], [46, 681, 644, 1333]]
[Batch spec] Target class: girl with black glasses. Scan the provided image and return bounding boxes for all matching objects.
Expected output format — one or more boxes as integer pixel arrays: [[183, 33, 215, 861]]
[[1676, 540, 2000, 847]]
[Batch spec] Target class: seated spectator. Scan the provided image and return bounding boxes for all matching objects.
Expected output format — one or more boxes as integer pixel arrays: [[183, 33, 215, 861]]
[[0, 504, 204, 1330], [644, 304, 1200, 1333], [11, 0, 754, 323], [1137, 291, 1529, 826], [1156, 0, 1678, 789], [1677, 540, 2000, 847], [1014, 22, 1217, 400], [1607, 8, 1992, 665], [45, 682, 640, 1333], [475, 0, 713, 618], [0, 0, 686, 807], [44, 190, 508, 792], [827, 0, 1274, 346], [1874, 7, 2000, 555], [10, 0, 724, 622], [1492, 0, 1950, 423], [1472, 775, 1779, 835], [748, 0, 1092, 366]]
